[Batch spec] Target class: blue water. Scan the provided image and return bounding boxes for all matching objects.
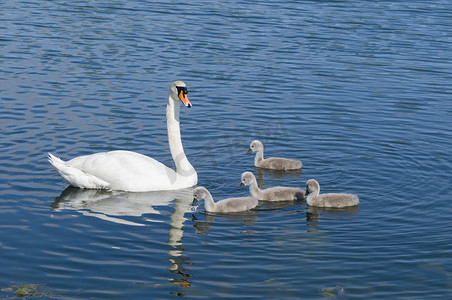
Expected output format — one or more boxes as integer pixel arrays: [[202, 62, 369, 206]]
[[1, 0, 451, 299]]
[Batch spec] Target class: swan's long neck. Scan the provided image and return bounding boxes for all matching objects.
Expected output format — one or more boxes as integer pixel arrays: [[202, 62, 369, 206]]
[[248, 176, 262, 199], [203, 190, 216, 212], [254, 148, 264, 166], [306, 189, 319, 205], [166, 97, 195, 177]]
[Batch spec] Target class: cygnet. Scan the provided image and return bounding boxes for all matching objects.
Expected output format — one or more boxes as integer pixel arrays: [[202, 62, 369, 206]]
[[239, 171, 305, 201], [305, 179, 359, 208], [192, 186, 258, 213], [247, 140, 302, 171]]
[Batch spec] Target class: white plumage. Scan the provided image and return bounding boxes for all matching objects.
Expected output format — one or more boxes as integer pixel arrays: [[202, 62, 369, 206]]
[[48, 81, 197, 192]]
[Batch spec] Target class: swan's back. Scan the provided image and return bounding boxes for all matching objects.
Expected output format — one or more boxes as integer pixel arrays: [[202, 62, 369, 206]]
[[258, 157, 302, 170], [260, 186, 305, 201], [214, 196, 258, 213], [310, 193, 359, 208]]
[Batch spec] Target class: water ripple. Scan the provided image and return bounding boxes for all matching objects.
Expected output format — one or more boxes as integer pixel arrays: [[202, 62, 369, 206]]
[[1, 0, 452, 299]]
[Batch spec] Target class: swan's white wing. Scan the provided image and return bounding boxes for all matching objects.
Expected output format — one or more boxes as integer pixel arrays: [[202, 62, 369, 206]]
[[67, 150, 178, 191]]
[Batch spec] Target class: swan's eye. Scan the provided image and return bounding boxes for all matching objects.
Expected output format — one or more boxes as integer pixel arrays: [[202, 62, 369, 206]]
[[251, 145, 255, 148], [176, 86, 188, 96]]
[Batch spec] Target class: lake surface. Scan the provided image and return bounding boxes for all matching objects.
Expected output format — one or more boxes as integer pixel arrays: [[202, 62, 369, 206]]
[[1, 0, 451, 298]]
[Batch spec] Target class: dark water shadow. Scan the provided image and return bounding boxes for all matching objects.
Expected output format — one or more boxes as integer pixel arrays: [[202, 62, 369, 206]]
[[191, 210, 258, 235], [306, 205, 359, 231]]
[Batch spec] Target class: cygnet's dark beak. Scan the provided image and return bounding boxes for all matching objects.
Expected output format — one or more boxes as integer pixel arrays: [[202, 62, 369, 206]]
[[246, 148, 252, 155], [192, 197, 199, 205], [238, 182, 245, 190], [305, 189, 311, 197]]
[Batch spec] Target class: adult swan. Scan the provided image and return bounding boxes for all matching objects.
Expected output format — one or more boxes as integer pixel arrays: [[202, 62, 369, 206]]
[[48, 80, 198, 192]]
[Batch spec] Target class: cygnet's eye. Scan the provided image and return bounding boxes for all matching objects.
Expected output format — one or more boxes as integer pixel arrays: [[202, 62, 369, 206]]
[[251, 145, 255, 148]]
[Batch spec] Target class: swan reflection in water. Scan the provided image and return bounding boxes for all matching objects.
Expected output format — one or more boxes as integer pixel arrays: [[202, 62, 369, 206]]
[[51, 186, 195, 290]]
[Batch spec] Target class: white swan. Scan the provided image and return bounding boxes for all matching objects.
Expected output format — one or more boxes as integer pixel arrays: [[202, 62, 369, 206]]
[[247, 140, 302, 170], [239, 171, 305, 201], [192, 186, 258, 213], [48, 80, 197, 192], [305, 179, 359, 208]]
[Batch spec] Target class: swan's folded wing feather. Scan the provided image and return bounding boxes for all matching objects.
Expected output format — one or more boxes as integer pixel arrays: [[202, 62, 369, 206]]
[[67, 150, 177, 191]]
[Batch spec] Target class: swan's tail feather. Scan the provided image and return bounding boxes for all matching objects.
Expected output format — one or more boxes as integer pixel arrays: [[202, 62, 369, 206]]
[[47, 152, 66, 170], [47, 152, 110, 190]]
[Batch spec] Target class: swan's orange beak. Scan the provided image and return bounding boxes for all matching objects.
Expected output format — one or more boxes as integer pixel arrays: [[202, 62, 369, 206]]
[[178, 89, 192, 108]]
